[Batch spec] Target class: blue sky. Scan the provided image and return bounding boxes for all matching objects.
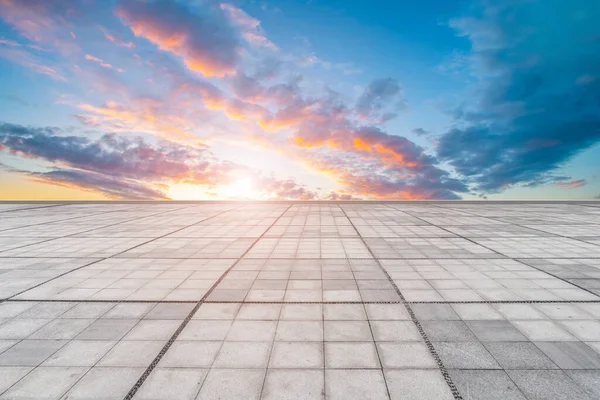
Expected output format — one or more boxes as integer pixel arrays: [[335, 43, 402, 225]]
[[0, 0, 598, 200]]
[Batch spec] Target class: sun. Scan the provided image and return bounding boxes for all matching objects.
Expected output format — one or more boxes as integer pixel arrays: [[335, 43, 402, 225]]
[[167, 178, 261, 200], [220, 177, 258, 199]]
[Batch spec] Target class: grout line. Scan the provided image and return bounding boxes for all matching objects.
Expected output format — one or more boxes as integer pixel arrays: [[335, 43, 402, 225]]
[[351, 261, 393, 399], [6, 256, 600, 260], [515, 259, 600, 299], [426, 204, 600, 299], [104, 205, 243, 259], [0, 204, 167, 233], [0, 203, 69, 214], [5, 298, 600, 304], [430, 202, 600, 248], [0, 204, 212, 301], [122, 203, 293, 400], [388, 204, 509, 259], [338, 203, 464, 400]]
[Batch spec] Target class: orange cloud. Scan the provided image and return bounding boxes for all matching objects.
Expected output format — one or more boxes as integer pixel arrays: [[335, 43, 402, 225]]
[[117, 0, 243, 77]]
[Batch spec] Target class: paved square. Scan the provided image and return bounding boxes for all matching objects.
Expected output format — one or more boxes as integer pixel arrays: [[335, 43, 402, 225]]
[[0, 201, 599, 399]]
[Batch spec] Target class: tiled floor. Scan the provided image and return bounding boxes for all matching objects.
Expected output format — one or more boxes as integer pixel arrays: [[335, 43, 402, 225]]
[[0, 201, 599, 399]]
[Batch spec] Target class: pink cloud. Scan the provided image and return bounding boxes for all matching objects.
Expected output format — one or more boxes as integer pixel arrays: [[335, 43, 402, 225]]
[[116, 0, 243, 77]]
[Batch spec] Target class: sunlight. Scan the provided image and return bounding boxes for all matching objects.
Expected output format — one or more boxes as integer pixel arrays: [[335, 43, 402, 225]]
[[220, 177, 257, 199], [168, 178, 263, 200]]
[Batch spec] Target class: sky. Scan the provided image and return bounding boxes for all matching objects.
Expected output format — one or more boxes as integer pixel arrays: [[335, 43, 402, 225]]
[[0, 0, 599, 201]]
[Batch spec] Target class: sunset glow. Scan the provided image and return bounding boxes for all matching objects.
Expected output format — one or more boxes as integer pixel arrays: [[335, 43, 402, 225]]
[[0, 0, 598, 200]]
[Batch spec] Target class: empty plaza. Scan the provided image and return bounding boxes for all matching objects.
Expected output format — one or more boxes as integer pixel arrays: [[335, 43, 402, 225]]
[[0, 201, 599, 399]]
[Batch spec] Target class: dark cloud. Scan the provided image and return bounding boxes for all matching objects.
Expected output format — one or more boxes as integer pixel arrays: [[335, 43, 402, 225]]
[[0, 122, 221, 182], [355, 78, 407, 122], [31, 169, 168, 200], [412, 128, 429, 136], [437, 0, 600, 192]]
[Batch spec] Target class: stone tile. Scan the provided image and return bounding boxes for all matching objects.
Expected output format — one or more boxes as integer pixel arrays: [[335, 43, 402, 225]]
[[225, 320, 277, 342], [386, 369, 454, 400], [275, 321, 323, 341], [324, 321, 373, 341], [566, 370, 600, 398], [371, 321, 421, 341], [507, 370, 593, 400], [434, 342, 500, 369], [196, 369, 265, 400], [61, 303, 115, 319], [98, 340, 164, 367], [28, 318, 95, 340], [560, 320, 600, 341], [63, 366, 144, 399], [465, 320, 527, 342], [236, 304, 281, 320], [179, 320, 231, 341], [325, 369, 389, 400], [43, 340, 115, 367], [0, 302, 37, 319], [0, 318, 51, 339], [145, 303, 195, 319], [262, 369, 324, 400], [135, 367, 207, 400], [213, 341, 271, 368], [280, 304, 322, 320], [269, 341, 324, 368], [0, 339, 66, 366], [449, 369, 526, 400], [0, 339, 17, 354], [493, 304, 547, 320], [451, 304, 505, 320], [1, 366, 88, 399], [511, 320, 576, 341], [323, 304, 366, 320], [325, 342, 380, 368], [192, 303, 240, 320], [535, 341, 600, 369], [0, 366, 33, 394], [364, 304, 410, 320], [17, 302, 75, 319], [421, 321, 477, 341], [123, 320, 180, 341], [76, 318, 138, 340], [102, 303, 155, 319], [378, 342, 436, 368], [160, 341, 221, 368], [483, 341, 558, 369]]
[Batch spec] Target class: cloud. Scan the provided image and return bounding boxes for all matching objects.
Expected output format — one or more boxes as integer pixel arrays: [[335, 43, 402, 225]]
[[0, 37, 20, 46], [0, 0, 81, 53], [116, 0, 244, 77], [84, 54, 124, 71], [412, 128, 429, 136], [255, 176, 317, 200], [255, 85, 469, 199], [0, 121, 327, 200], [355, 78, 407, 122], [31, 169, 168, 200], [0, 121, 231, 189], [437, 0, 600, 192], [555, 179, 587, 189], [0, 46, 65, 80], [101, 27, 135, 48]]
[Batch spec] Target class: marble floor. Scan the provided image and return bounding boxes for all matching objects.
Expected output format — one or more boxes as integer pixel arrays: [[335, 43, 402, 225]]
[[0, 201, 599, 399]]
